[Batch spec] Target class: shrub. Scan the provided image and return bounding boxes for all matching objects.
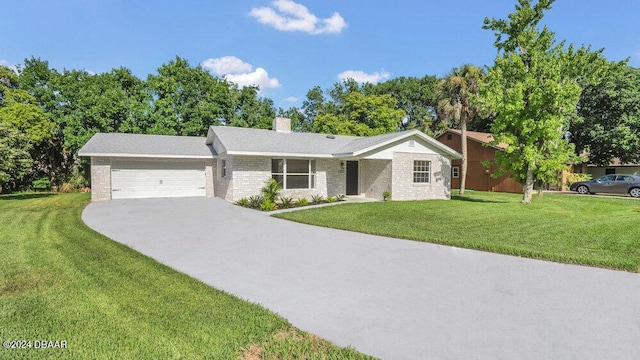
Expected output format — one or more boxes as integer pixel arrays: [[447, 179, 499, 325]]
[[58, 182, 74, 193], [382, 190, 391, 201], [326, 196, 337, 203], [295, 198, 309, 207], [311, 194, 323, 204], [32, 177, 51, 191], [69, 165, 89, 189], [236, 197, 250, 207], [248, 195, 264, 208], [260, 199, 278, 211], [278, 196, 293, 208], [566, 173, 592, 187], [335, 194, 345, 201], [261, 178, 281, 203]]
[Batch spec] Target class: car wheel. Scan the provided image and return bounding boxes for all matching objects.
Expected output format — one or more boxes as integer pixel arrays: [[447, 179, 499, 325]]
[[576, 185, 590, 195], [630, 188, 640, 198]]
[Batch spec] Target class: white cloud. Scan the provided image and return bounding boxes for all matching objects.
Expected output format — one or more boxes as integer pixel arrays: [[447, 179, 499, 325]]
[[283, 96, 299, 102], [201, 57, 280, 93], [249, 0, 347, 35], [201, 56, 253, 75], [337, 70, 391, 84], [225, 68, 281, 90]]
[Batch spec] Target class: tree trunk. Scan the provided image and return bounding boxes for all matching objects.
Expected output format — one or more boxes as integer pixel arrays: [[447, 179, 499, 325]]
[[460, 117, 468, 196], [522, 168, 534, 203]]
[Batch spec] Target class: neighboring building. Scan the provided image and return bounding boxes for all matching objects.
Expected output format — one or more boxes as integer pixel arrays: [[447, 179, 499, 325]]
[[436, 129, 523, 193], [79, 117, 461, 202], [587, 159, 640, 177]]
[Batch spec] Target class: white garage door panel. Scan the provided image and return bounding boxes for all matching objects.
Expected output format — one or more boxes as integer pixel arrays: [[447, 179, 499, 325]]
[[111, 161, 206, 199]]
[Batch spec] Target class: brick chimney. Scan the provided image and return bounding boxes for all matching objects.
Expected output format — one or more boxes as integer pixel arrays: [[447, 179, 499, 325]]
[[272, 117, 291, 133]]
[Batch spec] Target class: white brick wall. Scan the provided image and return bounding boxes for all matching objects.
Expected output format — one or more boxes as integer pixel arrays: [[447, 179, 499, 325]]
[[90, 157, 111, 201], [392, 152, 452, 200], [230, 156, 271, 201], [361, 159, 392, 200]]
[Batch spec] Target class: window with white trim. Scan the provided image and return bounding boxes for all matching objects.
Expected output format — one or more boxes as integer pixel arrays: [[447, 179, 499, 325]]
[[272, 159, 316, 189], [452, 166, 459, 178], [221, 159, 227, 178], [413, 160, 430, 183]]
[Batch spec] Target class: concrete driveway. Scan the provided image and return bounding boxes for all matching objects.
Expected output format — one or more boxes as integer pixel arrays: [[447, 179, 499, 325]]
[[82, 197, 640, 360]]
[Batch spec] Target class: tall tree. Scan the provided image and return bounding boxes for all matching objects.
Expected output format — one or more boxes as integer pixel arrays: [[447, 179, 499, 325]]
[[480, 0, 581, 203], [147, 57, 232, 136], [435, 65, 484, 195], [570, 63, 640, 166], [0, 122, 33, 193], [370, 75, 439, 133]]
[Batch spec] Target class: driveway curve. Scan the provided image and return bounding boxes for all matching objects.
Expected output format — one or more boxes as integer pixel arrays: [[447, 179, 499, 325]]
[[83, 197, 640, 360]]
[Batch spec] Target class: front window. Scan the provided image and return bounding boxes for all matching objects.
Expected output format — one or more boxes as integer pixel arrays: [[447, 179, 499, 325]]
[[413, 160, 430, 183], [221, 159, 227, 178], [272, 159, 316, 189]]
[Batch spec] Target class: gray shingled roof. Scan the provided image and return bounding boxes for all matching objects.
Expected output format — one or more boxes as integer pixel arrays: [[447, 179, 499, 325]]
[[78, 133, 215, 158], [209, 126, 460, 158], [208, 126, 356, 155]]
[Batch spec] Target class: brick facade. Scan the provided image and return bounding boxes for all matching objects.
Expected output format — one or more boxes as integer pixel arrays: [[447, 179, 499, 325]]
[[90, 157, 112, 201], [361, 159, 392, 200], [391, 152, 451, 200]]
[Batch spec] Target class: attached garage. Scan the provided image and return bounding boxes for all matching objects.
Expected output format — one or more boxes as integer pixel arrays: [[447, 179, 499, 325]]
[[111, 160, 206, 199], [78, 133, 216, 201]]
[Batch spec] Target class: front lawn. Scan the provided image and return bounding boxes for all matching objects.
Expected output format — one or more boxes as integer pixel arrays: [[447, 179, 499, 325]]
[[0, 192, 373, 359], [275, 192, 640, 272]]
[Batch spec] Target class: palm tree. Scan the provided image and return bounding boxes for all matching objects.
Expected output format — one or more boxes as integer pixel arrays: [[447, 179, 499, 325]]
[[436, 64, 484, 196]]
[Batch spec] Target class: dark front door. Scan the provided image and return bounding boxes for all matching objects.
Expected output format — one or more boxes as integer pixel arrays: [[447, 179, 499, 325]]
[[346, 161, 359, 195]]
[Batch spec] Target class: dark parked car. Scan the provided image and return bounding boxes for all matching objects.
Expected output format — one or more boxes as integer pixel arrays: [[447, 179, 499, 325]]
[[570, 174, 640, 198]]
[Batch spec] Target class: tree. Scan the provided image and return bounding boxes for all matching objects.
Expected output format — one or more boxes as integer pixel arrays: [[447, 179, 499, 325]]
[[57, 68, 150, 155], [0, 123, 32, 193], [227, 85, 275, 129], [570, 63, 640, 166], [435, 64, 484, 195], [370, 75, 439, 134], [312, 91, 404, 136], [479, 0, 581, 203], [147, 57, 233, 136]]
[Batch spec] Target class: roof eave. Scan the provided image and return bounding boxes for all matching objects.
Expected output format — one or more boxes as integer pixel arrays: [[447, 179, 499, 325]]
[[78, 152, 215, 159], [226, 151, 334, 158]]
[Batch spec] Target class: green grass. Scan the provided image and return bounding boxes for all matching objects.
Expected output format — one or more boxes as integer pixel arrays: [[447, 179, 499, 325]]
[[275, 192, 640, 272], [0, 192, 373, 359]]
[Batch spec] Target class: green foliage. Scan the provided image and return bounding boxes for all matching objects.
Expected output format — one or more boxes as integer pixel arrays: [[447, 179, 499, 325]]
[[565, 173, 592, 187], [278, 196, 294, 208], [0, 123, 32, 193], [58, 182, 74, 193], [570, 63, 640, 165], [479, 0, 582, 202], [0, 65, 56, 145], [335, 194, 346, 201], [295, 198, 309, 207], [236, 197, 250, 207], [326, 196, 337, 203], [382, 190, 391, 201], [249, 195, 265, 208], [31, 176, 51, 191], [310, 194, 324, 204], [261, 178, 281, 203], [260, 199, 278, 211]]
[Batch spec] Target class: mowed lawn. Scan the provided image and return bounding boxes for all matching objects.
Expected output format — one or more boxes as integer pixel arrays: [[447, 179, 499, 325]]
[[276, 192, 640, 272], [0, 193, 373, 359]]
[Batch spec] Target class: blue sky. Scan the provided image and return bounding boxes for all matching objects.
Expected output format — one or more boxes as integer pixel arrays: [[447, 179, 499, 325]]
[[2, 0, 639, 109]]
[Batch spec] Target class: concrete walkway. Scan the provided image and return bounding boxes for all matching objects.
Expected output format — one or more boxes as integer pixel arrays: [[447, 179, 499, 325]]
[[82, 197, 640, 360]]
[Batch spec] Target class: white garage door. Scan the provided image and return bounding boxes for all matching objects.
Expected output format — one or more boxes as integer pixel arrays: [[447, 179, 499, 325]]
[[111, 160, 206, 199]]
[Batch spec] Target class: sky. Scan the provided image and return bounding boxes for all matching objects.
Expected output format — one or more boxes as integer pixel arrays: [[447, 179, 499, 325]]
[[2, 0, 639, 109]]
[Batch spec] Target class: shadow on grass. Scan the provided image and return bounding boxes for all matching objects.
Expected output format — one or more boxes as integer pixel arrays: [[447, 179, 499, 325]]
[[0, 192, 56, 201], [450, 195, 509, 204]]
